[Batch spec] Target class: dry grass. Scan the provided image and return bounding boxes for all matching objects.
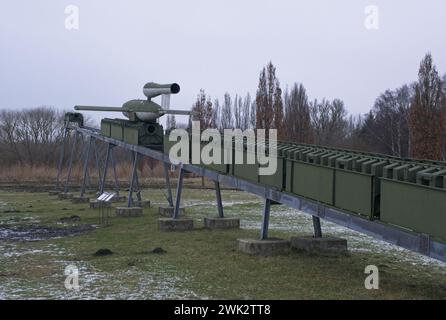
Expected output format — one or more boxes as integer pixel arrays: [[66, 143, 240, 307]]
[[0, 162, 167, 184]]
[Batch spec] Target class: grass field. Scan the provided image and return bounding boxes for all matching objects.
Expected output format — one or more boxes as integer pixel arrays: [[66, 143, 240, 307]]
[[0, 187, 445, 299]]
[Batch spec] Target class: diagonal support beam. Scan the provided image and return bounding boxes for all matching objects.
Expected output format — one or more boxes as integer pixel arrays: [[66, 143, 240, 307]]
[[80, 136, 93, 197], [127, 151, 139, 207], [173, 163, 185, 219], [260, 198, 271, 240], [164, 162, 174, 207], [64, 131, 79, 193], [215, 181, 224, 218], [56, 127, 69, 191]]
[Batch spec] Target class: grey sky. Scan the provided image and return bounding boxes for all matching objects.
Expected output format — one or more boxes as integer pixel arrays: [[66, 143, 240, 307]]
[[1, 0, 445, 125]]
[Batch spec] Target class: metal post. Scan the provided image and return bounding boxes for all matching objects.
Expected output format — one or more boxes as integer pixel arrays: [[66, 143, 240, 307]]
[[312, 216, 322, 238], [110, 148, 120, 194], [215, 181, 224, 218], [163, 162, 173, 207], [64, 131, 79, 193], [260, 198, 271, 240], [173, 163, 185, 219], [100, 143, 112, 194], [56, 127, 69, 191], [127, 151, 139, 207], [80, 136, 93, 197], [93, 140, 103, 192], [133, 153, 142, 202]]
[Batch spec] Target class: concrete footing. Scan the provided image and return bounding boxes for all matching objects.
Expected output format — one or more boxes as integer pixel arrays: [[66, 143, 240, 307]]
[[58, 192, 74, 200], [290, 236, 348, 254], [204, 217, 240, 229], [110, 195, 127, 203], [237, 238, 290, 256], [115, 207, 143, 217], [132, 200, 151, 208], [158, 218, 194, 231], [158, 206, 185, 217], [89, 200, 111, 209], [71, 196, 90, 204]]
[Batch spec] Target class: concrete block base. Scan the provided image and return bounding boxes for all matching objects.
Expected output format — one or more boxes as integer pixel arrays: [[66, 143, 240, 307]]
[[48, 191, 60, 196], [115, 207, 143, 217], [58, 192, 74, 200], [89, 200, 111, 209], [290, 236, 348, 254], [158, 206, 185, 217], [110, 195, 127, 203], [158, 218, 194, 231], [204, 217, 240, 229], [71, 196, 90, 204], [133, 200, 151, 208], [237, 238, 290, 256]]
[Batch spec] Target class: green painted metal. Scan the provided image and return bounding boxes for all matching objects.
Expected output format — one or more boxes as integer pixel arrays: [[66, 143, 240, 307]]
[[100, 120, 111, 137], [381, 179, 446, 242], [292, 161, 334, 205], [334, 170, 374, 218]]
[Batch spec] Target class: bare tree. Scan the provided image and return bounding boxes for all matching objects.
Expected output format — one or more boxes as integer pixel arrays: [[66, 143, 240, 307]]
[[284, 83, 313, 143], [310, 98, 348, 146], [221, 92, 233, 129], [191, 89, 213, 129], [409, 53, 446, 160]]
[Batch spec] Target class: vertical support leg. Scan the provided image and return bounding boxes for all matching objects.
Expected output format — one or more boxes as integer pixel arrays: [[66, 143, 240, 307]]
[[163, 162, 173, 207], [133, 153, 142, 202], [260, 198, 271, 240], [312, 216, 322, 238], [173, 163, 185, 219], [215, 181, 224, 218], [56, 127, 69, 191], [100, 143, 112, 194], [64, 131, 79, 193], [93, 140, 103, 193], [110, 148, 120, 194], [80, 136, 93, 197], [127, 151, 139, 207]]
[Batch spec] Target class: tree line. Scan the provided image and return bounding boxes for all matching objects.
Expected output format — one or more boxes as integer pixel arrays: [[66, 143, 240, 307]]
[[189, 54, 446, 161]]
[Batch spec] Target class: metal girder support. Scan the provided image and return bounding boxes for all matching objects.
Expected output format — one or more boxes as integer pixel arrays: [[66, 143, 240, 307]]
[[93, 139, 103, 192], [260, 198, 272, 240], [173, 163, 185, 219], [100, 143, 114, 194], [80, 136, 93, 197], [110, 148, 120, 194], [64, 130, 79, 193], [312, 216, 322, 238], [127, 151, 140, 207], [215, 181, 224, 218], [163, 162, 174, 207], [56, 127, 69, 190]]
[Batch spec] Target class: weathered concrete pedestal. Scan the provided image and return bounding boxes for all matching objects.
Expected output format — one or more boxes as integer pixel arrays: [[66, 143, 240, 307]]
[[71, 196, 90, 204], [237, 238, 290, 256], [115, 207, 143, 217], [49, 191, 60, 196], [204, 217, 240, 229], [158, 218, 194, 231], [89, 200, 111, 209], [132, 200, 151, 208], [110, 195, 127, 203], [290, 236, 348, 254], [158, 206, 185, 217], [58, 192, 74, 200]]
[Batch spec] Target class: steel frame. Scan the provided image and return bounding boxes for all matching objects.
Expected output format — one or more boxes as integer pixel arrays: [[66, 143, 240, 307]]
[[69, 126, 446, 263]]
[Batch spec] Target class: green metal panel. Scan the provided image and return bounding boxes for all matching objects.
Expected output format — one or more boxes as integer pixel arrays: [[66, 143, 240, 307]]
[[100, 121, 111, 137], [123, 126, 138, 145], [292, 161, 334, 205], [381, 179, 446, 242], [259, 158, 284, 190], [110, 123, 123, 140], [335, 170, 373, 218]]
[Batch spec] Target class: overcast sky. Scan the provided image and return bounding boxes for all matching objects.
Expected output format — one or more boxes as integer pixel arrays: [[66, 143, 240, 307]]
[[1, 0, 445, 125]]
